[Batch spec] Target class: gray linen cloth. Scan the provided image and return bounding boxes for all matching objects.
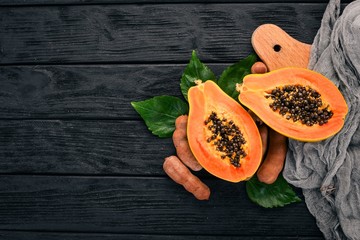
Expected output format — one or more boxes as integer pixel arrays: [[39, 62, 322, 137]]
[[283, 0, 360, 239]]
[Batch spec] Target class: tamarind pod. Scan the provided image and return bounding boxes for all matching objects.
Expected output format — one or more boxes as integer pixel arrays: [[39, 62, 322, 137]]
[[173, 115, 202, 171], [256, 129, 287, 184], [248, 110, 263, 125], [247, 109, 268, 157], [251, 61, 268, 74], [175, 115, 188, 129], [251, 61, 287, 184], [163, 156, 210, 200], [258, 124, 268, 158]]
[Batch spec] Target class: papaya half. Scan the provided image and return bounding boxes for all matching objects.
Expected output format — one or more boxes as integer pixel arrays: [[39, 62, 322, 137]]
[[238, 67, 348, 142], [187, 80, 262, 183]]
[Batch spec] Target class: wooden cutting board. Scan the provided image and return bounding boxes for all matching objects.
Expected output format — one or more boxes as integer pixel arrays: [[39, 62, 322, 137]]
[[251, 24, 312, 71]]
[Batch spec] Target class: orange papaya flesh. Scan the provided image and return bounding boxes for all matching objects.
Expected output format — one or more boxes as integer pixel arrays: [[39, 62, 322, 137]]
[[187, 80, 262, 183], [238, 67, 348, 142]]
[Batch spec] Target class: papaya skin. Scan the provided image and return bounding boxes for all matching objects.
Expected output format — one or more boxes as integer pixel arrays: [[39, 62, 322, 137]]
[[249, 63, 287, 185], [187, 80, 263, 183], [239, 67, 348, 142]]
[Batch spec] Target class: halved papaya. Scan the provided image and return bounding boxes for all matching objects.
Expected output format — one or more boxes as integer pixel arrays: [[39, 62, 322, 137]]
[[187, 80, 262, 183], [238, 67, 348, 142]]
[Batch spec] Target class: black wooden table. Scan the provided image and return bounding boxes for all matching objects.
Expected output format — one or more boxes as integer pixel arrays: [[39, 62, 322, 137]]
[[0, 0, 350, 239]]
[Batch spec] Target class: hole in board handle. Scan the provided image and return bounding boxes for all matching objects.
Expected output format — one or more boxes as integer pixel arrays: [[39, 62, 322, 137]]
[[273, 44, 281, 52]]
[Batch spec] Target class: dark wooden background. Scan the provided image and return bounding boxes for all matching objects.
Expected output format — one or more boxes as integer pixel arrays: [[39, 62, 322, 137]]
[[0, 0, 350, 239]]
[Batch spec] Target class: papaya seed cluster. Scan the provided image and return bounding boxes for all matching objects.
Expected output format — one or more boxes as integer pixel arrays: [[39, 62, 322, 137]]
[[204, 112, 246, 168], [267, 84, 334, 126]]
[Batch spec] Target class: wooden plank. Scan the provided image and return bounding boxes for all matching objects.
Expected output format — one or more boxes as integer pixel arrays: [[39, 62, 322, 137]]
[[0, 0, 352, 6], [0, 4, 327, 64], [0, 64, 225, 119], [0, 231, 325, 240], [0, 119, 177, 175], [0, 175, 322, 237], [252, 24, 311, 71]]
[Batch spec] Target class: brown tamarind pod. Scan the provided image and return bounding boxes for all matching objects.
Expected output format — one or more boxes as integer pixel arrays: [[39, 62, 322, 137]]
[[256, 129, 287, 184], [163, 156, 210, 200], [251, 61, 268, 74], [258, 124, 269, 158], [173, 115, 202, 171]]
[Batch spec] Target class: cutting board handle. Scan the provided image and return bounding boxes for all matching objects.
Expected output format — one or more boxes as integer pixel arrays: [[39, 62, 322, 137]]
[[251, 24, 312, 71]]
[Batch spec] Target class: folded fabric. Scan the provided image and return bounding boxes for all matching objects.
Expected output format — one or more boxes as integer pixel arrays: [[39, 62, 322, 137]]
[[283, 0, 360, 239]]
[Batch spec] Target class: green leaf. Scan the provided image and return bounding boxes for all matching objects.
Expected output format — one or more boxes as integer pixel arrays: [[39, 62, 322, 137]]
[[246, 174, 302, 208], [180, 50, 217, 101], [131, 96, 189, 138], [217, 54, 257, 100]]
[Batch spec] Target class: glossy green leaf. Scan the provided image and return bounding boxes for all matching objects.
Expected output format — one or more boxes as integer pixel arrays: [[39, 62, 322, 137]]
[[246, 174, 302, 208], [217, 54, 257, 100], [131, 96, 189, 138], [180, 50, 216, 101]]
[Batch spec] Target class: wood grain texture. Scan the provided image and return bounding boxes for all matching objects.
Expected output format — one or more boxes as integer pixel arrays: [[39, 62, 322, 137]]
[[0, 64, 224, 119], [0, 1, 335, 238], [0, 175, 322, 237], [252, 24, 311, 71], [0, 0, 352, 6], [0, 4, 328, 64], [0, 231, 325, 240], [0, 120, 177, 175]]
